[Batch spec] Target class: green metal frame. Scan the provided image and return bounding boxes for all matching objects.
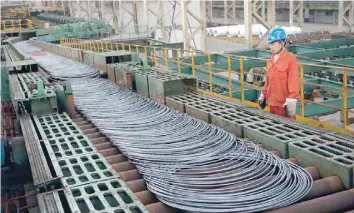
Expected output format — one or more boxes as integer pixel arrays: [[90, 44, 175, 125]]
[[167, 37, 354, 117]]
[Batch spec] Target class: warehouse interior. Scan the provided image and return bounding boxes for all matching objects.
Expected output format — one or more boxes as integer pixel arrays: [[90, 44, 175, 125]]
[[1, 0, 354, 213]]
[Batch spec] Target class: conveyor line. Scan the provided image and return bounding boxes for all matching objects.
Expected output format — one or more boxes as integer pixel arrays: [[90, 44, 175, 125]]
[[9, 74, 25, 100], [20, 115, 52, 184], [36, 191, 64, 213], [20, 115, 65, 213]]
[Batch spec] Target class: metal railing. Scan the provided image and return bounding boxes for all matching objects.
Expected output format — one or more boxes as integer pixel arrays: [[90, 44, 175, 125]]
[[1, 19, 33, 31], [59, 38, 354, 135]]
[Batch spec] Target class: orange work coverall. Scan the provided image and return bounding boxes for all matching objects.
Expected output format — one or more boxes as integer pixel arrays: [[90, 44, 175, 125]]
[[261, 48, 300, 119]]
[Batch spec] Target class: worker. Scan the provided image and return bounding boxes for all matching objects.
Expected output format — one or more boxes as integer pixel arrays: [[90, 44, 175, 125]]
[[258, 27, 300, 120], [150, 27, 156, 39]]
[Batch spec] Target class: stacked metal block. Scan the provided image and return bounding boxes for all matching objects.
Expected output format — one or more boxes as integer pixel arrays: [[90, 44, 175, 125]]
[[166, 92, 354, 189], [244, 121, 318, 158], [93, 51, 132, 73], [107, 62, 197, 105], [33, 113, 149, 213], [108, 62, 141, 89], [289, 133, 354, 188]]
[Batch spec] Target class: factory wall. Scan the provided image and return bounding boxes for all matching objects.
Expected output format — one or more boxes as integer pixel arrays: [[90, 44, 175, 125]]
[[212, 8, 339, 25]]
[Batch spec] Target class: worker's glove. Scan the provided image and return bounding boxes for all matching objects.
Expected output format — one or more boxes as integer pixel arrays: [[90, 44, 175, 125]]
[[283, 98, 297, 116], [258, 94, 266, 109]]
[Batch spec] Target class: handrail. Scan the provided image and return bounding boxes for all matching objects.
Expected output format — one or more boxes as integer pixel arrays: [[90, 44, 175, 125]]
[[59, 37, 354, 134]]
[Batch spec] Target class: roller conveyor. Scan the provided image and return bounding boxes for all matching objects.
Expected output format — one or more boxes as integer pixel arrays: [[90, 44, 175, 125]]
[[20, 115, 53, 185], [9, 74, 25, 100], [36, 191, 64, 213]]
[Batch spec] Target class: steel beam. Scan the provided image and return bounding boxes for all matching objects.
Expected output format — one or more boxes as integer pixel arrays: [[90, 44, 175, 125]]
[[159, 1, 166, 40], [180, 0, 206, 52], [290, 0, 304, 27], [305, 38, 354, 49], [224, 0, 236, 25], [224, 0, 228, 25], [252, 0, 276, 48], [338, 0, 354, 32], [69, 0, 74, 17], [244, 0, 252, 49], [300, 96, 354, 117], [143, 0, 149, 33], [62, 0, 66, 16], [206, 0, 213, 23], [298, 46, 354, 60]]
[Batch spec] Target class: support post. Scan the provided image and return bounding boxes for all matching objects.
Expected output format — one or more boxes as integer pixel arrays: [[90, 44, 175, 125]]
[[143, 0, 149, 35], [69, 0, 74, 17], [339, 0, 344, 32], [244, 0, 252, 49], [224, 0, 228, 25], [290, 0, 294, 26]]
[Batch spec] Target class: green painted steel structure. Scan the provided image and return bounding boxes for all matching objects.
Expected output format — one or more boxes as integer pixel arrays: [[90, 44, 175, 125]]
[[167, 37, 354, 117]]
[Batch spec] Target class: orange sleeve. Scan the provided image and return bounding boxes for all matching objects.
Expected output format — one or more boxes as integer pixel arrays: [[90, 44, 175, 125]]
[[287, 56, 300, 99], [262, 75, 269, 97], [262, 66, 270, 97]]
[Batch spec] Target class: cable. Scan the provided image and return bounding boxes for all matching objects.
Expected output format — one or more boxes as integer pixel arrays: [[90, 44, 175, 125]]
[[5, 193, 36, 213], [19, 204, 37, 213]]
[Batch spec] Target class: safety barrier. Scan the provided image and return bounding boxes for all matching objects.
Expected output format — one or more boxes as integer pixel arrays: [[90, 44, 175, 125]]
[[56, 38, 354, 135], [1, 19, 33, 31]]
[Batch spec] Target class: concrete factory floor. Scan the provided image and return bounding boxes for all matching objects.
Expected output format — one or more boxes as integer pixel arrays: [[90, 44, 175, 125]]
[[207, 17, 349, 52]]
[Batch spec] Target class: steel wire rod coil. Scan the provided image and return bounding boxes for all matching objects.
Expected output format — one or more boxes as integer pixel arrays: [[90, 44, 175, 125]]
[[70, 78, 313, 213], [21, 42, 313, 213]]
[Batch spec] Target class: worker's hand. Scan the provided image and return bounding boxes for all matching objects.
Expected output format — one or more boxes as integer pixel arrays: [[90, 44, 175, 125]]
[[283, 98, 297, 116], [258, 94, 266, 109]]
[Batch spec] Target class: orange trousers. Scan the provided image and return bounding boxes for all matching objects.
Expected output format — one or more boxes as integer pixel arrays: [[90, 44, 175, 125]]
[[269, 106, 296, 120]]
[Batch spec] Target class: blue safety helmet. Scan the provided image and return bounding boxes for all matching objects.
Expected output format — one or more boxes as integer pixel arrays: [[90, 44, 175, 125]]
[[267, 27, 286, 44]]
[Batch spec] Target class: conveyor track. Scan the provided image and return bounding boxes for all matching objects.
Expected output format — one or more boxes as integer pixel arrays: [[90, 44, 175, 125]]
[[20, 115, 53, 185], [9, 74, 25, 100], [36, 191, 64, 213]]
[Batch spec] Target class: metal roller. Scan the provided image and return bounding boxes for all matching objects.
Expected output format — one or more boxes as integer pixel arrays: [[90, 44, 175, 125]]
[[90, 137, 107, 144], [111, 161, 136, 172], [146, 202, 179, 213], [126, 179, 148, 193], [105, 154, 127, 164], [98, 147, 120, 156], [118, 169, 143, 182], [304, 166, 320, 180], [303, 176, 343, 201], [94, 142, 114, 150], [134, 190, 158, 205], [267, 189, 354, 213]]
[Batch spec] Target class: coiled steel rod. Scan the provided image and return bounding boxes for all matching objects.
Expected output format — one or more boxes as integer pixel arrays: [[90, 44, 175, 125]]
[[21, 42, 313, 213], [70, 78, 313, 213]]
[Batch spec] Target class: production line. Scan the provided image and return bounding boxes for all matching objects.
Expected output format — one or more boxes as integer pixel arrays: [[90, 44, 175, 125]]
[[1, 38, 354, 213]]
